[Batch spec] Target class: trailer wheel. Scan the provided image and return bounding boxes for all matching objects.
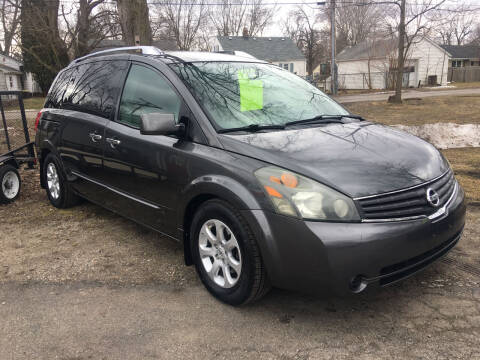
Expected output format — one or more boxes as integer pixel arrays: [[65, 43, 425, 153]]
[[0, 164, 21, 204]]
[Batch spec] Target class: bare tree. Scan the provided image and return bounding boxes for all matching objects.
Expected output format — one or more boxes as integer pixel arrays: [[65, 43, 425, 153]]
[[0, 0, 20, 56], [194, 22, 217, 51], [283, 6, 327, 76], [389, 0, 446, 103], [335, 0, 386, 53], [21, 0, 70, 92], [365, 37, 394, 89], [433, 5, 475, 45], [152, 0, 207, 51], [116, 0, 152, 45], [60, 0, 120, 58], [469, 24, 480, 45], [210, 0, 274, 37], [75, 1, 119, 57]]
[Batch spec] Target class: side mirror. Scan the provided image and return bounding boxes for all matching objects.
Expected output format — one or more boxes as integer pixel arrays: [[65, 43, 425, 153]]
[[140, 113, 184, 136]]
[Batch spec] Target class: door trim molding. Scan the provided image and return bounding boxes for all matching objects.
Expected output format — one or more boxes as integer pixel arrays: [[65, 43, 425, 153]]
[[71, 170, 161, 210]]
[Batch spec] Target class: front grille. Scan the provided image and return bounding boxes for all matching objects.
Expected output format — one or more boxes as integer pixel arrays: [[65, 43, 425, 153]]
[[356, 170, 456, 221]]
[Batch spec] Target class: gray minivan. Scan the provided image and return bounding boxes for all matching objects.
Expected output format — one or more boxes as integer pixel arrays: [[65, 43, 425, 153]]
[[35, 47, 465, 305]]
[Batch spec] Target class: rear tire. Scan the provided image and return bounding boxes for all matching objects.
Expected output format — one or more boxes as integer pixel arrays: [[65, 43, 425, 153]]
[[0, 164, 21, 204], [190, 199, 270, 305], [43, 153, 80, 208]]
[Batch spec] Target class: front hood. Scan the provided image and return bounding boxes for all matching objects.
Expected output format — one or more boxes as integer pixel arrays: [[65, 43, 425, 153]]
[[219, 122, 448, 197]]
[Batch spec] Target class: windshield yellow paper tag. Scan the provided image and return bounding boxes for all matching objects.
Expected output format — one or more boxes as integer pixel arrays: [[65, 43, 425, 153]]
[[238, 70, 263, 112]]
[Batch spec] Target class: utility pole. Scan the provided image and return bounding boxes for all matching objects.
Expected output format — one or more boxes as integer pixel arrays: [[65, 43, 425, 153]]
[[330, 0, 337, 95]]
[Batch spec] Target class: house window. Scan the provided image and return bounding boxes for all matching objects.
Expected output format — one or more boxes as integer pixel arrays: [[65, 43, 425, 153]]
[[283, 64, 288, 70], [9, 76, 13, 88], [289, 63, 294, 72], [278, 63, 282, 68]]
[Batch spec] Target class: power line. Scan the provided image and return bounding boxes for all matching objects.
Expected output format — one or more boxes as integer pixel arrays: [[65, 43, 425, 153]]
[[55, 0, 480, 9]]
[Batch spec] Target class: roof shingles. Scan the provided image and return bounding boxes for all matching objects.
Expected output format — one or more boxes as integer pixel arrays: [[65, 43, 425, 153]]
[[336, 38, 396, 61], [217, 36, 305, 62], [440, 45, 480, 59]]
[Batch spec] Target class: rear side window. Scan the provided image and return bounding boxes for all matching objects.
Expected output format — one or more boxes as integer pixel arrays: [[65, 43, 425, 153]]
[[118, 64, 181, 128], [47, 60, 128, 119], [47, 70, 71, 108]]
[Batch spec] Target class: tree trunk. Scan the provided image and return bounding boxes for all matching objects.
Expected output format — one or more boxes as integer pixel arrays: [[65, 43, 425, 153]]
[[116, 0, 152, 46], [307, 48, 314, 76], [75, 0, 89, 57], [2, 0, 20, 56], [21, 0, 69, 92], [389, 0, 406, 103]]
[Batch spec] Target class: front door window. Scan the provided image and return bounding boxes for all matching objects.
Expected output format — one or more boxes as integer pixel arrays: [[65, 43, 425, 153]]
[[118, 64, 181, 128]]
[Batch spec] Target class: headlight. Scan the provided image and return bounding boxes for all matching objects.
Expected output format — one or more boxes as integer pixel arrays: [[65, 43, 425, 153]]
[[255, 166, 360, 221]]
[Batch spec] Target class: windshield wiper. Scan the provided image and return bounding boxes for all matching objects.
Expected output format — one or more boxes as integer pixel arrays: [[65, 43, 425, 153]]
[[285, 114, 364, 127], [218, 123, 285, 134]]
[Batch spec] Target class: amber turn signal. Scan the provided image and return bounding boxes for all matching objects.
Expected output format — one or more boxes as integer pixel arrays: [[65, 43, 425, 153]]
[[269, 176, 281, 184], [280, 173, 298, 188], [264, 186, 283, 198]]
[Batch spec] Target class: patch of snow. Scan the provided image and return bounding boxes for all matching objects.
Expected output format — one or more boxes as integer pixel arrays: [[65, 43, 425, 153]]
[[393, 123, 480, 149], [423, 85, 456, 89]]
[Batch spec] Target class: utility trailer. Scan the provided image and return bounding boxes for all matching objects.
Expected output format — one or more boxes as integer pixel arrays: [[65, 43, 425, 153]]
[[0, 91, 36, 204]]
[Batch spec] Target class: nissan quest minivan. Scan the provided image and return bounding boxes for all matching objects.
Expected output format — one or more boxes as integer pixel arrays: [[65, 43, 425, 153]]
[[35, 47, 466, 305]]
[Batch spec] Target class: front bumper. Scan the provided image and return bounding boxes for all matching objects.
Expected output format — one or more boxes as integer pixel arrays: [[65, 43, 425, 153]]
[[243, 183, 466, 295]]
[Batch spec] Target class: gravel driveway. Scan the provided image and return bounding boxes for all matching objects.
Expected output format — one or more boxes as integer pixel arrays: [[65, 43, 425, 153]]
[[0, 169, 479, 360]]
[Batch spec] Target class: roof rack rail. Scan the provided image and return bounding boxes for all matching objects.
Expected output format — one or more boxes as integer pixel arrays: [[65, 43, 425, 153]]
[[73, 46, 164, 64]]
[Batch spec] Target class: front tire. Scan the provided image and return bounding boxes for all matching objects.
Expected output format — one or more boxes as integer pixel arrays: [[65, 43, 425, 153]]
[[0, 164, 21, 204], [190, 199, 270, 305], [43, 153, 79, 208]]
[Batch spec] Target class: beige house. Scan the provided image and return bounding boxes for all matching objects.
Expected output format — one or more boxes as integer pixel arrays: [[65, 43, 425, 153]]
[[325, 37, 451, 90]]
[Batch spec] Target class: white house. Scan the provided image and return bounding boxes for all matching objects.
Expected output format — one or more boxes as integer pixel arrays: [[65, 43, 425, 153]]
[[0, 54, 41, 94], [214, 34, 307, 77], [331, 37, 451, 90]]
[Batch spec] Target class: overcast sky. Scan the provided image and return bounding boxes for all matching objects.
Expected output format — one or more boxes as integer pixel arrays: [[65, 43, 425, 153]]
[[56, 0, 480, 38], [262, 0, 325, 36], [262, 0, 480, 36]]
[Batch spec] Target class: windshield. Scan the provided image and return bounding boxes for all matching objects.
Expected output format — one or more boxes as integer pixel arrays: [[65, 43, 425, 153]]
[[170, 62, 349, 131]]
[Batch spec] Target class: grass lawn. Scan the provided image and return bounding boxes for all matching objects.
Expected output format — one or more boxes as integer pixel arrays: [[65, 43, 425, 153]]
[[442, 147, 480, 208], [344, 95, 480, 126], [4, 96, 45, 111], [22, 96, 45, 109]]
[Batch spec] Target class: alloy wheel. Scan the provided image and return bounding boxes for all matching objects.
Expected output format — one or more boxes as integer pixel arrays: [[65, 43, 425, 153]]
[[46, 162, 60, 200], [198, 219, 242, 288]]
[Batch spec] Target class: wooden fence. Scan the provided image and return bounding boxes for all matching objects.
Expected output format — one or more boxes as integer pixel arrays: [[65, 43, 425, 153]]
[[448, 66, 480, 82]]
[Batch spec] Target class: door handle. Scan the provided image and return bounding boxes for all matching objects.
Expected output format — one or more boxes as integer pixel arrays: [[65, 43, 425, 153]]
[[106, 137, 121, 148], [89, 133, 102, 142]]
